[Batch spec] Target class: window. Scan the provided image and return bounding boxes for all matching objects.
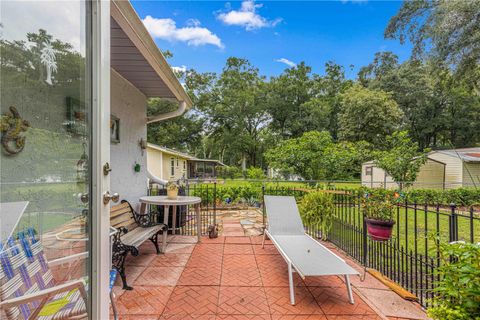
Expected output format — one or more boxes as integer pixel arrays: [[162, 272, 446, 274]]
[[365, 166, 373, 176], [183, 160, 186, 171], [171, 158, 175, 176]]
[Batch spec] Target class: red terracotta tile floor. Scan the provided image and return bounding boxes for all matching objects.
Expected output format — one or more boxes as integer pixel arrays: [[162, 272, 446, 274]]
[[112, 235, 427, 320]]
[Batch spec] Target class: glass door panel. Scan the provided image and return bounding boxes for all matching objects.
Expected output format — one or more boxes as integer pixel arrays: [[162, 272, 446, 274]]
[[1, 1, 92, 318]]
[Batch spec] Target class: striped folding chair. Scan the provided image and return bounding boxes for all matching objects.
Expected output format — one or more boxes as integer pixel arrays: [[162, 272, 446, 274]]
[[0, 229, 88, 320]]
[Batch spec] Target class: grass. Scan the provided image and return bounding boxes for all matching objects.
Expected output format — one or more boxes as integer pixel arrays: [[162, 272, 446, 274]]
[[332, 204, 480, 258]]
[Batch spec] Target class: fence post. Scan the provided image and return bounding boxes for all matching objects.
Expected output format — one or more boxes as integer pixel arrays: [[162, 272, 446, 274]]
[[213, 181, 217, 226], [363, 210, 368, 268], [470, 207, 474, 243], [262, 183, 266, 227], [449, 203, 458, 242]]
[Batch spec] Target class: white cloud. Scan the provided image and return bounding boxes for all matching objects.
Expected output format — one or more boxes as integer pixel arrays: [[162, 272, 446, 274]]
[[217, 0, 282, 31], [171, 65, 187, 73], [275, 58, 296, 68], [142, 15, 224, 48], [1, 1, 85, 53]]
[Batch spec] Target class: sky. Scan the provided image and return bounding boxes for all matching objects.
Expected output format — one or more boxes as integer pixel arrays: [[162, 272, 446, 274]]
[[131, 0, 413, 79]]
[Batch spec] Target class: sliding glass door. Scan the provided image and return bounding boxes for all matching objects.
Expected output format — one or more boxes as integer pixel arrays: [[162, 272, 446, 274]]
[[1, 1, 94, 318]]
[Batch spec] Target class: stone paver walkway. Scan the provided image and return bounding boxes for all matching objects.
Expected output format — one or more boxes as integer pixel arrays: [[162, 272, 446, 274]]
[[112, 235, 428, 320]]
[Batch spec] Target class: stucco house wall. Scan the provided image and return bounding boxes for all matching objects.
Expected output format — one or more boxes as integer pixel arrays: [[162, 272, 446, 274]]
[[110, 70, 148, 210]]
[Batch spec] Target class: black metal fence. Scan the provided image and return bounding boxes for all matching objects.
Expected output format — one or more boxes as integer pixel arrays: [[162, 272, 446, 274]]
[[324, 192, 479, 308], [149, 182, 479, 308]]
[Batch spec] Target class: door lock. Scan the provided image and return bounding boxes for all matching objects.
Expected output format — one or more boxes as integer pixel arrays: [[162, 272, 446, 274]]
[[103, 191, 120, 205], [103, 162, 112, 176], [80, 193, 89, 204]]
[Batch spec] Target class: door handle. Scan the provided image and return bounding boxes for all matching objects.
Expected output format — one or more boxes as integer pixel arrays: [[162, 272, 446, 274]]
[[103, 191, 120, 205]]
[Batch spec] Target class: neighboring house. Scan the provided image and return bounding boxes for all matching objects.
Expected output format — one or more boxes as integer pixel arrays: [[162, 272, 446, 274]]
[[147, 143, 225, 181], [362, 148, 480, 189]]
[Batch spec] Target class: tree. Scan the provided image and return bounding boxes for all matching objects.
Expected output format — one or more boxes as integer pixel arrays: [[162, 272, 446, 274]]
[[266, 62, 315, 139], [312, 61, 351, 140], [147, 99, 204, 152], [338, 85, 403, 147], [374, 131, 429, 190], [324, 141, 372, 180], [265, 131, 334, 181], [385, 0, 480, 94], [197, 57, 269, 168]]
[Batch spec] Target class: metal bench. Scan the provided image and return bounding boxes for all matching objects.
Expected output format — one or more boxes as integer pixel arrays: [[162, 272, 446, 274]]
[[110, 200, 166, 290]]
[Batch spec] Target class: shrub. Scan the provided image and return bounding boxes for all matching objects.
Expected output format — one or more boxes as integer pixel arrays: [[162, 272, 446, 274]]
[[362, 191, 403, 222], [356, 186, 480, 206], [299, 191, 334, 240], [427, 241, 480, 320], [217, 166, 243, 179], [246, 167, 266, 180]]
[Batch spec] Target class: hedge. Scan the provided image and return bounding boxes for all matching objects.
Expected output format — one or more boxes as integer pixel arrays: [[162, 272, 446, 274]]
[[352, 186, 480, 207]]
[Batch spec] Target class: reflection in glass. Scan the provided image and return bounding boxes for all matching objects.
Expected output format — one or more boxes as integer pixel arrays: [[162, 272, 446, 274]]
[[0, 1, 91, 319]]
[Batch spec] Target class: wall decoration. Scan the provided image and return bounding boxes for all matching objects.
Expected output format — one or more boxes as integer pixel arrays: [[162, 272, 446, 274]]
[[40, 40, 57, 85], [110, 115, 120, 143], [66, 97, 86, 137], [0, 106, 30, 155]]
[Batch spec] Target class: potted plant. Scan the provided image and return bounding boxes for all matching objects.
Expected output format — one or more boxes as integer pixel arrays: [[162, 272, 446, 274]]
[[166, 181, 179, 199], [362, 192, 401, 241]]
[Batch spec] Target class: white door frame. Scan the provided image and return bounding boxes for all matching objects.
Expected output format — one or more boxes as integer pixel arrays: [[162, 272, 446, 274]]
[[90, 0, 110, 318]]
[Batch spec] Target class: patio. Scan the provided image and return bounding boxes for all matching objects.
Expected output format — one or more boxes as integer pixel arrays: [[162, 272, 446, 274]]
[[112, 235, 428, 320]]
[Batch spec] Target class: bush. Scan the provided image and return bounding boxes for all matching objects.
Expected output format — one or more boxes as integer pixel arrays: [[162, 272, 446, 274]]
[[246, 167, 266, 180], [217, 166, 243, 179], [299, 191, 335, 240], [355, 186, 480, 206], [427, 241, 480, 320]]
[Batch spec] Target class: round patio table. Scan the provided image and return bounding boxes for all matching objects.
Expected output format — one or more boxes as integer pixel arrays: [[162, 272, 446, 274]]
[[139, 195, 202, 253]]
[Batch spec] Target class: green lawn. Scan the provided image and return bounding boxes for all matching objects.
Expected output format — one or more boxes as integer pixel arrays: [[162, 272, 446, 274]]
[[332, 205, 480, 257]]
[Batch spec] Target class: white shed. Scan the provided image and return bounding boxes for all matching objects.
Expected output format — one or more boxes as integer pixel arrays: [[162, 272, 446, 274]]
[[361, 148, 480, 189]]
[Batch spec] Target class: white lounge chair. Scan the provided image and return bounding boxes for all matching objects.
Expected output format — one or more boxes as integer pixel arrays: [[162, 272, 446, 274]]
[[262, 195, 358, 305]]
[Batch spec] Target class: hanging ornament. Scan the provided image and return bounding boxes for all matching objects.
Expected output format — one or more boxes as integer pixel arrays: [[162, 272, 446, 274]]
[[40, 40, 57, 85]]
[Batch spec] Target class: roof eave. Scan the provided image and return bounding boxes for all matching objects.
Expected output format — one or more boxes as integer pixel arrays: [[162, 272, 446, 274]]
[[111, 0, 193, 109]]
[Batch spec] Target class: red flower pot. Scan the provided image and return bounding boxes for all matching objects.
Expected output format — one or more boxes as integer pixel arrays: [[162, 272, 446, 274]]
[[365, 218, 395, 241]]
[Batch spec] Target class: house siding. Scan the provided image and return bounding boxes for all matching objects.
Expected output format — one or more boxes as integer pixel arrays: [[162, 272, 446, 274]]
[[147, 146, 188, 181], [463, 162, 480, 187], [412, 160, 445, 189], [110, 70, 148, 211], [361, 163, 397, 189], [427, 152, 463, 189], [362, 159, 445, 189]]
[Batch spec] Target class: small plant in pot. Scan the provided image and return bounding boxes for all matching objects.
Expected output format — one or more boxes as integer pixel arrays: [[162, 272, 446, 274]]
[[166, 181, 179, 200], [362, 192, 402, 241]]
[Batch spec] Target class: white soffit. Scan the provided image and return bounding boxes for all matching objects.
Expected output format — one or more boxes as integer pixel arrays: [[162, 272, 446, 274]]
[[110, 0, 192, 108]]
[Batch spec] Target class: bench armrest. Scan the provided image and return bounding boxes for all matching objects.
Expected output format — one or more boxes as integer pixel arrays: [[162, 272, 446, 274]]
[[133, 211, 163, 228]]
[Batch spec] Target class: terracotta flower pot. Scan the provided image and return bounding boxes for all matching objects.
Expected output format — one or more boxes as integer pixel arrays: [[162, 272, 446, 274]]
[[365, 218, 395, 241], [167, 188, 178, 200]]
